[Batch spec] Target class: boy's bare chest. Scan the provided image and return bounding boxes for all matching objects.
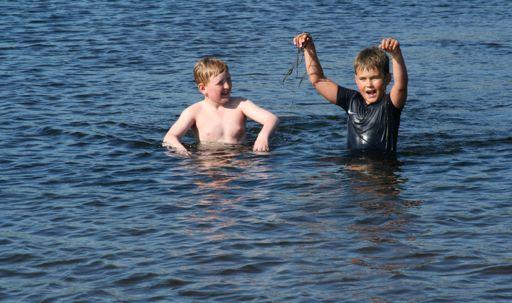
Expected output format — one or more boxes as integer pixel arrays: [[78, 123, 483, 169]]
[[195, 108, 246, 143]]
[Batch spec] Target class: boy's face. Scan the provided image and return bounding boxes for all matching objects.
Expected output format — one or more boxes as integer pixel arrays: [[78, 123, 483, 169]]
[[199, 71, 232, 104], [354, 67, 390, 105]]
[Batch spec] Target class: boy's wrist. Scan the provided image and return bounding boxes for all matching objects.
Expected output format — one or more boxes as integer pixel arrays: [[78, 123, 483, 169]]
[[255, 133, 270, 145], [390, 52, 403, 61], [256, 133, 269, 141], [390, 48, 402, 57]]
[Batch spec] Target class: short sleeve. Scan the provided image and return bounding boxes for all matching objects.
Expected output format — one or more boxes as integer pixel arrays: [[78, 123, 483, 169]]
[[336, 85, 358, 112], [387, 95, 403, 114]]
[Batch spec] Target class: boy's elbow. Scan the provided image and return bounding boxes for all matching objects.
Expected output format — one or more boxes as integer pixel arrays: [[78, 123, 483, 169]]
[[311, 78, 323, 90], [162, 132, 178, 144], [270, 114, 280, 127], [309, 71, 328, 88], [311, 77, 332, 92], [263, 114, 279, 132], [162, 137, 172, 146]]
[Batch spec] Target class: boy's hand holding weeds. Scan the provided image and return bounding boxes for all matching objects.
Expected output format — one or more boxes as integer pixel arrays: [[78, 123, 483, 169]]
[[379, 38, 402, 58]]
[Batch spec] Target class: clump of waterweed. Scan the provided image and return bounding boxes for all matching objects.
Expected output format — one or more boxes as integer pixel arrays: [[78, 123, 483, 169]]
[[282, 48, 307, 87]]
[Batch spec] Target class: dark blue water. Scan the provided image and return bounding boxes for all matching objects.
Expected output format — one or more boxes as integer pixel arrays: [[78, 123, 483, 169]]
[[1, 1, 512, 302]]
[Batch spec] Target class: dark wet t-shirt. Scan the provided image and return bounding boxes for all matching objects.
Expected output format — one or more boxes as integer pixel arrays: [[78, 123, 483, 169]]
[[336, 86, 402, 153]]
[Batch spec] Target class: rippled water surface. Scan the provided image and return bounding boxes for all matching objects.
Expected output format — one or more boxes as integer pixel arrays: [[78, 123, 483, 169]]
[[1, 1, 512, 302]]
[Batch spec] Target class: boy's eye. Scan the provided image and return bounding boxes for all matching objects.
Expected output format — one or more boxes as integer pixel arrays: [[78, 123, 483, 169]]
[[217, 78, 231, 85]]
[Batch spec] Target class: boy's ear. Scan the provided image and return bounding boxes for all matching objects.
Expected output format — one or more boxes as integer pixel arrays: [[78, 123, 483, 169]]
[[197, 83, 206, 94]]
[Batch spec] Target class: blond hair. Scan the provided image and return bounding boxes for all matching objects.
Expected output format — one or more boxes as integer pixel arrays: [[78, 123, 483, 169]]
[[193, 57, 229, 85], [354, 47, 389, 75]]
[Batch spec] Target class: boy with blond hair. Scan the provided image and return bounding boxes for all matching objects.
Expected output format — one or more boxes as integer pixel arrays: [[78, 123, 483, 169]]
[[293, 33, 408, 153], [163, 57, 279, 155]]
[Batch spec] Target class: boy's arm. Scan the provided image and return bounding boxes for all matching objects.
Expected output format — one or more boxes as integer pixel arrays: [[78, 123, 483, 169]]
[[240, 100, 279, 152], [380, 38, 408, 109], [162, 106, 196, 155], [293, 32, 339, 104]]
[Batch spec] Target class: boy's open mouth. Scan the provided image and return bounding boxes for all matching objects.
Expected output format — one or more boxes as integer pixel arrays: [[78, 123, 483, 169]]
[[365, 89, 377, 98]]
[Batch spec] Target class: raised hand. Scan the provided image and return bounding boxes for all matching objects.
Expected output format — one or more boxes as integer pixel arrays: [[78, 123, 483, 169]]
[[293, 32, 313, 49], [379, 38, 402, 57]]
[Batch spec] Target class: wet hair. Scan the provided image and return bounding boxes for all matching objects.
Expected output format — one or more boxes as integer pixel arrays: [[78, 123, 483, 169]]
[[193, 57, 229, 85], [354, 46, 389, 76]]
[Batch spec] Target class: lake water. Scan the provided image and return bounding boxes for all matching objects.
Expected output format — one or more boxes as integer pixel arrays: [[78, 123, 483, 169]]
[[1, 1, 512, 302]]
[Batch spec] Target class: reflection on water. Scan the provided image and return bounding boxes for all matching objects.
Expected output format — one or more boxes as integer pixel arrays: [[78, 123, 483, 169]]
[[168, 145, 274, 243], [189, 143, 273, 191], [335, 154, 423, 276], [344, 154, 406, 212], [193, 145, 251, 191]]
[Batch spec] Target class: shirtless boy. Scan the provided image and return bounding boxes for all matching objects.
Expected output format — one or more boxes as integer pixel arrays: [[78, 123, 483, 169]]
[[293, 33, 408, 153], [163, 57, 279, 155]]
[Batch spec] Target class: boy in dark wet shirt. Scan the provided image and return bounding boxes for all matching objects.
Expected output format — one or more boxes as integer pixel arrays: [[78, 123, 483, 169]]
[[293, 33, 408, 153]]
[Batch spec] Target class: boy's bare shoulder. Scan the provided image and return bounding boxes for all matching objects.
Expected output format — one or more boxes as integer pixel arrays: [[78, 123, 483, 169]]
[[182, 100, 204, 114], [231, 96, 248, 103], [226, 97, 251, 108], [231, 97, 254, 106]]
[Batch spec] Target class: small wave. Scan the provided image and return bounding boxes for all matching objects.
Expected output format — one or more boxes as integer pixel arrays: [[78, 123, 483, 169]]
[[401, 133, 512, 157], [471, 265, 512, 276], [219, 263, 264, 275], [0, 252, 34, 264], [36, 126, 63, 136], [35, 258, 85, 269], [150, 278, 191, 289], [114, 272, 159, 286], [0, 268, 46, 278]]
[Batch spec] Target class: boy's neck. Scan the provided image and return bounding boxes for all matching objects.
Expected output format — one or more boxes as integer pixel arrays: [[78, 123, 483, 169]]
[[203, 98, 223, 109], [363, 95, 385, 106]]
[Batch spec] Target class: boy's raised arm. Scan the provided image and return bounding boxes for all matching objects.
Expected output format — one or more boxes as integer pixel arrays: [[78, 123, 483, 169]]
[[293, 32, 339, 104], [162, 106, 196, 155], [380, 38, 408, 109], [240, 100, 279, 152]]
